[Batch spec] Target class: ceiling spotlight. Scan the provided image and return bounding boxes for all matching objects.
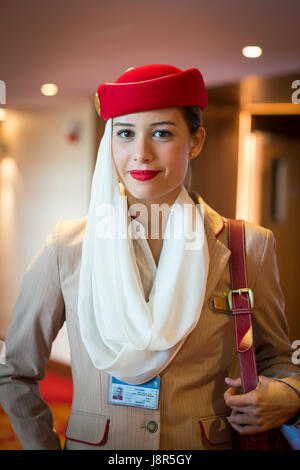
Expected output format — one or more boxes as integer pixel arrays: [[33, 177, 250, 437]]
[[242, 46, 262, 58], [40, 83, 58, 96]]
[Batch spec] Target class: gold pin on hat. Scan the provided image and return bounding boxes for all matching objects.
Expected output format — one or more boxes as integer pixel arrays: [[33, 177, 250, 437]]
[[94, 92, 101, 116]]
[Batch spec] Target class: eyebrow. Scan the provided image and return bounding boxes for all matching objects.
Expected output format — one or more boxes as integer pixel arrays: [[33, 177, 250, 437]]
[[113, 121, 177, 127]]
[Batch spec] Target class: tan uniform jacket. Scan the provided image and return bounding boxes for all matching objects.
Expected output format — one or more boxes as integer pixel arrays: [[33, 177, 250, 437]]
[[1, 191, 300, 450]]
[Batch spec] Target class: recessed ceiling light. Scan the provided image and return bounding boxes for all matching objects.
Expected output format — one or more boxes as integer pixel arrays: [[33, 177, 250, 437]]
[[242, 46, 262, 58], [40, 83, 58, 96]]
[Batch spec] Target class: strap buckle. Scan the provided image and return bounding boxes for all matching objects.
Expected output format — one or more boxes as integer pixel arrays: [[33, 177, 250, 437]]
[[227, 288, 254, 310]]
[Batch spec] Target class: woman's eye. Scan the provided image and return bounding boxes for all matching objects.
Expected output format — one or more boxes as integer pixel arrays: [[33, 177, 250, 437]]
[[153, 130, 172, 138], [117, 130, 134, 138], [116, 129, 172, 139]]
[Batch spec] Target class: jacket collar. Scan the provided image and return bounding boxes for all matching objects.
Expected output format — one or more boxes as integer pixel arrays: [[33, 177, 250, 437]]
[[189, 190, 231, 304]]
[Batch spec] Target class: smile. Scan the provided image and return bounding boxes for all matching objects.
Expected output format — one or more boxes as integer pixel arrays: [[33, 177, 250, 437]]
[[130, 170, 161, 181]]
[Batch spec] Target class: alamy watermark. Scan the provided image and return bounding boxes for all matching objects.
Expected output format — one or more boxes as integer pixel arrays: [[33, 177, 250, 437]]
[[291, 340, 300, 365], [0, 339, 5, 364], [0, 80, 6, 105], [291, 80, 300, 104], [95, 198, 206, 251]]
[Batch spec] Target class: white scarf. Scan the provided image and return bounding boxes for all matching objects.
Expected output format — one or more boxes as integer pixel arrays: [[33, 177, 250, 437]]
[[77, 118, 210, 385]]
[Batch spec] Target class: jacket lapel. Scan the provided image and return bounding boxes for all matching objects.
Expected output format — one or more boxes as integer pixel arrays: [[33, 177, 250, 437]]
[[189, 190, 231, 304]]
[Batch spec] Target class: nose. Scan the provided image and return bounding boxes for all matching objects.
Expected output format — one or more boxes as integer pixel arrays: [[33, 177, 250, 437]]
[[133, 134, 153, 163]]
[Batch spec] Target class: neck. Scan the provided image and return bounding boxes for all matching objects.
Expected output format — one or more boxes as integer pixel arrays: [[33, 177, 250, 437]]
[[125, 185, 184, 239]]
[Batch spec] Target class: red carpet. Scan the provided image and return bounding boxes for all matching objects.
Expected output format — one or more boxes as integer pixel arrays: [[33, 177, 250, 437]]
[[0, 369, 73, 450], [39, 371, 73, 404]]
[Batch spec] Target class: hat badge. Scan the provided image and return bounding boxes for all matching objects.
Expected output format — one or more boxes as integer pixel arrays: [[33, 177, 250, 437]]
[[94, 92, 101, 116]]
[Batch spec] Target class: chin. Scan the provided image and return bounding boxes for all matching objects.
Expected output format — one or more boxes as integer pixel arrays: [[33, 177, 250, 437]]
[[129, 186, 162, 201], [134, 187, 179, 205]]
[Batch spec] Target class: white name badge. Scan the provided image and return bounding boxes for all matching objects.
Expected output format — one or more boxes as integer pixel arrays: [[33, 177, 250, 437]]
[[108, 375, 160, 410]]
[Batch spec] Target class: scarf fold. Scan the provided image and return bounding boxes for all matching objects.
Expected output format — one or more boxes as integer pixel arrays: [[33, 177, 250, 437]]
[[77, 118, 210, 385]]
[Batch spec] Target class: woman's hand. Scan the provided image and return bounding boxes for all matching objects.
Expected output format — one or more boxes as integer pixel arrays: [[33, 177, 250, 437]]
[[224, 375, 300, 435]]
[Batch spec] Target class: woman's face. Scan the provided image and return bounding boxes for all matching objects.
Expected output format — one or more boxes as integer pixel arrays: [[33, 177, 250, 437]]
[[111, 107, 205, 204]]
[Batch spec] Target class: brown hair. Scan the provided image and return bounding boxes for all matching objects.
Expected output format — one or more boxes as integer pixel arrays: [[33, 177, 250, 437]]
[[178, 106, 203, 191]]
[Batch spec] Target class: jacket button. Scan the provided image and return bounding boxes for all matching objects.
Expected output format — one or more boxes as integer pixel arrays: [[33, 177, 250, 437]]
[[145, 420, 158, 433]]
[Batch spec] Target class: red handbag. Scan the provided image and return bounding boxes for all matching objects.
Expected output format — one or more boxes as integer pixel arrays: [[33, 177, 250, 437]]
[[228, 218, 300, 450]]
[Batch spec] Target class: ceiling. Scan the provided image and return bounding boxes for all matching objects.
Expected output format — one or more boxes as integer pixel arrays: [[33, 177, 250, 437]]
[[1, 0, 300, 109]]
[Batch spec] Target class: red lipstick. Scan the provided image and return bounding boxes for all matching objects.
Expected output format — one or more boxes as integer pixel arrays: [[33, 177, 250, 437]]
[[130, 170, 161, 181]]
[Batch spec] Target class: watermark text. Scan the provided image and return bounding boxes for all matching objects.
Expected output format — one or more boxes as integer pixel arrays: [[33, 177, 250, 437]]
[[0, 80, 6, 105], [95, 198, 206, 251], [291, 340, 300, 365], [291, 80, 300, 104]]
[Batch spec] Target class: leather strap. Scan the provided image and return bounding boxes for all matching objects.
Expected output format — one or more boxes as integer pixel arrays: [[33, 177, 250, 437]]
[[228, 219, 294, 450], [228, 218, 270, 448], [228, 219, 258, 393]]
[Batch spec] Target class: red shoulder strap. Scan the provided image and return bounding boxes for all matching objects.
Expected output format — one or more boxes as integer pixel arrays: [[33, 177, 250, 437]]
[[227, 219, 294, 449], [228, 218, 258, 393]]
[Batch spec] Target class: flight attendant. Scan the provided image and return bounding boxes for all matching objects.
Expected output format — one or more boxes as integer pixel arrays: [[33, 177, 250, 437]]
[[0, 64, 299, 450]]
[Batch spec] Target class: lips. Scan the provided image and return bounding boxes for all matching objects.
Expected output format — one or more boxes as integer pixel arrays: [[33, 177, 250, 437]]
[[130, 170, 161, 181]]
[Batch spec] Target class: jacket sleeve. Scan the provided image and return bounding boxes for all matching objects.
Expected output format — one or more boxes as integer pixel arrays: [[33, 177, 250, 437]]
[[252, 228, 300, 426], [0, 222, 65, 449]]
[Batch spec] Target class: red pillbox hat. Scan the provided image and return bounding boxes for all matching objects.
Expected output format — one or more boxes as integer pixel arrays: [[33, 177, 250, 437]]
[[95, 64, 208, 120]]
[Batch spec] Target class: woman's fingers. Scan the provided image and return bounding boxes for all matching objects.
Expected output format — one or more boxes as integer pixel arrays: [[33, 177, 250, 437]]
[[228, 409, 257, 425], [227, 420, 263, 435], [225, 377, 242, 387], [227, 409, 264, 434]]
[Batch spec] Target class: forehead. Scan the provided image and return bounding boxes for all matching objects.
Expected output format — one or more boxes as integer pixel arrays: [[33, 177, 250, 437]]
[[112, 107, 183, 125]]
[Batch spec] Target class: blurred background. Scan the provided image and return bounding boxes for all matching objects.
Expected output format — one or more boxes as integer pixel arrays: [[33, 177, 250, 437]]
[[0, 0, 299, 449]]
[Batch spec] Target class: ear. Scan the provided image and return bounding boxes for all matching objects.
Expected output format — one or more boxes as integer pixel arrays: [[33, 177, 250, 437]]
[[189, 126, 206, 160]]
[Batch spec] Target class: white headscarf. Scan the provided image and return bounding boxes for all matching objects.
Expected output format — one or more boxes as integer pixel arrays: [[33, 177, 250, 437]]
[[77, 118, 210, 385]]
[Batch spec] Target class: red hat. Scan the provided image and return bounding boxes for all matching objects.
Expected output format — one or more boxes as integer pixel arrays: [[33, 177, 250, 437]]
[[95, 64, 208, 120]]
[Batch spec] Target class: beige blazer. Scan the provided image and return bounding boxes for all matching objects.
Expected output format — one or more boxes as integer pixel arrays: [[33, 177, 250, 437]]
[[1, 191, 300, 450]]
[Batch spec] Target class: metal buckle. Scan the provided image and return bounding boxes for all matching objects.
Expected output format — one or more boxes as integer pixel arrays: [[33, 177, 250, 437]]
[[227, 288, 254, 310]]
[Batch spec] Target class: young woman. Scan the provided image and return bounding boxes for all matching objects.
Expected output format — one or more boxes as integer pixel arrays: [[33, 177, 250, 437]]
[[0, 64, 299, 450]]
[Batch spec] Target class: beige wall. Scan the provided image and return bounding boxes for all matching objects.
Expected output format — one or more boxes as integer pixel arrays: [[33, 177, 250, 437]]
[[0, 101, 95, 363]]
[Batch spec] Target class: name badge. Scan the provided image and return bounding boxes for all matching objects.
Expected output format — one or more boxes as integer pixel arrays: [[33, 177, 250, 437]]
[[108, 375, 160, 410]]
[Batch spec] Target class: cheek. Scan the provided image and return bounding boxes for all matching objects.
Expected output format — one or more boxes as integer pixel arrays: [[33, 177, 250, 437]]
[[112, 144, 126, 171], [163, 145, 189, 171]]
